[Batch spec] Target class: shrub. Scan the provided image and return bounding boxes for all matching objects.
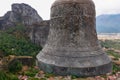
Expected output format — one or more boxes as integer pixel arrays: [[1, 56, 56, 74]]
[[39, 78, 47, 80], [44, 73, 54, 78], [24, 71, 36, 77], [28, 77, 39, 80], [8, 73, 19, 80], [8, 60, 22, 73], [24, 67, 39, 77], [112, 63, 120, 74], [0, 71, 10, 80], [100, 40, 120, 50], [0, 31, 41, 57]]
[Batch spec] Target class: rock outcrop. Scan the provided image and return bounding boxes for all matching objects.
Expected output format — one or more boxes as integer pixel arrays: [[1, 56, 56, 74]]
[[0, 11, 16, 30], [12, 3, 43, 26], [0, 3, 49, 47], [29, 20, 50, 47], [0, 3, 43, 30]]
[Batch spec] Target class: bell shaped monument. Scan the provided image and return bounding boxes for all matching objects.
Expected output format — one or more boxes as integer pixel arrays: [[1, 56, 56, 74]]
[[37, 0, 112, 76]]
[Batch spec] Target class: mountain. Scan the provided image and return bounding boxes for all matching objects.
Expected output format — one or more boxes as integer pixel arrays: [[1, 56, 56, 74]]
[[0, 3, 43, 30], [96, 14, 120, 33], [0, 3, 49, 47]]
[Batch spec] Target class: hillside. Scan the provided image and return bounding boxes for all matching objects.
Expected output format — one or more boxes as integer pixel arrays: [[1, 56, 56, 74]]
[[0, 25, 41, 57], [96, 14, 120, 33], [0, 3, 43, 30], [0, 3, 49, 47]]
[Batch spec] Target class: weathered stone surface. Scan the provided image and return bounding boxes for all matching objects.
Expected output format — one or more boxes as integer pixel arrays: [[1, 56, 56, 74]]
[[0, 11, 16, 30], [0, 3, 49, 47], [0, 3, 43, 30], [29, 20, 50, 47], [37, 0, 112, 76], [12, 3, 43, 26]]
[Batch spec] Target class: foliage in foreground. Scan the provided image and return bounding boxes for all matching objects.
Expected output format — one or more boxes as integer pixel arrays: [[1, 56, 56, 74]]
[[24, 67, 39, 77], [28, 77, 40, 80], [8, 60, 22, 73], [0, 71, 19, 80], [0, 71, 10, 80], [112, 63, 120, 74]]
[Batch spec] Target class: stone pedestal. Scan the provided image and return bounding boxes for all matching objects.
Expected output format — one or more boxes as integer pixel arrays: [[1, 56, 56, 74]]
[[37, 0, 112, 76]]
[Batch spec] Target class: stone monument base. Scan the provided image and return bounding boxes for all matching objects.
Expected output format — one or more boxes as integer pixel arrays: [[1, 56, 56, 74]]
[[37, 52, 112, 77]]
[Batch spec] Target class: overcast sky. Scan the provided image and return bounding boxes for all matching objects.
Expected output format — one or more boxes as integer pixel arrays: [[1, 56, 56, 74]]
[[0, 0, 120, 20]]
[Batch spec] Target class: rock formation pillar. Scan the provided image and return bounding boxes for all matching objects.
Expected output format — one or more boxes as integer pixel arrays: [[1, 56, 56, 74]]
[[37, 0, 112, 76]]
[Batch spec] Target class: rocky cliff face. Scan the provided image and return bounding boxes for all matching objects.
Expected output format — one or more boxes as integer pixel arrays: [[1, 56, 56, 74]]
[[0, 17, 4, 29], [12, 3, 43, 26], [29, 20, 50, 47], [0, 3, 43, 30], [0, 11, 16, 30], [0, 3, 49, 47]]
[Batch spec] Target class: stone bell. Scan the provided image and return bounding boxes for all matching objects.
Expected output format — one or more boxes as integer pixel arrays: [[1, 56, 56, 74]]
[[37, 0, 112, 76]]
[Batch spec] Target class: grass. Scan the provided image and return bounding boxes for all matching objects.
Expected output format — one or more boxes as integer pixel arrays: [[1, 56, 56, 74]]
[[106, 50, 120, 60], [100, 40, 120, 50]]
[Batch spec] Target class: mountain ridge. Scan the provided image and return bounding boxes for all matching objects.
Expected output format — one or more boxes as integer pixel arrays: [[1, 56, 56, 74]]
[[96, 14, 120, 33]]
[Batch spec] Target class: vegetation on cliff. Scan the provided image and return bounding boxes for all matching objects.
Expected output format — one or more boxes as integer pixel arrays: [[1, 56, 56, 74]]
[[0, 24, 42, 57]]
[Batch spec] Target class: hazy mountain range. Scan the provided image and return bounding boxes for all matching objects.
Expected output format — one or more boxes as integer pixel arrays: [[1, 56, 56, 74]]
[[96, 14, 120, 33]]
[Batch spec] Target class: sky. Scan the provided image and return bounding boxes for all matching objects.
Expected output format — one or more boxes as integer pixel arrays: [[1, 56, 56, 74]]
[[0, 0, 120, 20]]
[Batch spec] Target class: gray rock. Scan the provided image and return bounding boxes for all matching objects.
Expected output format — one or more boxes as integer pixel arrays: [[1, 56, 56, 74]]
[[1, 11, 16, 30], [0, 3, 43, 30], [0, 3, 49, 47], [0, 17, 4, 29], [29, 20, 50, 47], [12, 3, 43, 26]]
